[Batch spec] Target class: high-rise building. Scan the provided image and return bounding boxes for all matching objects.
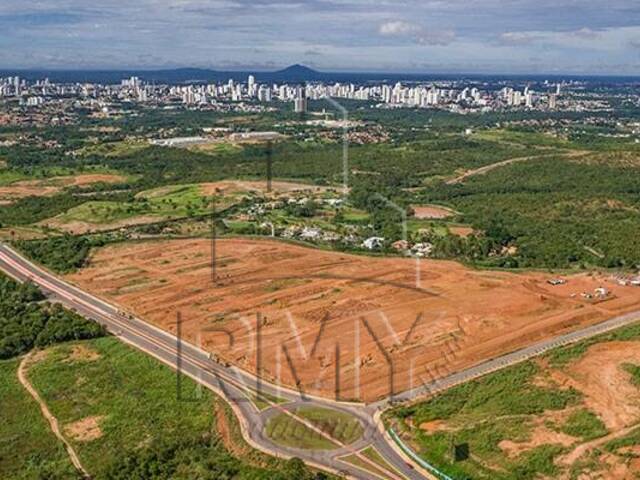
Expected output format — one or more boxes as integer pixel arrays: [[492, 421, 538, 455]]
[[525, 91, 533, 108], [257, 85, 271, 102], [231, 85, 242, 102], [248, 75, 256, 97], [294, 86, 307, 113], [382, 85, 392, 103]]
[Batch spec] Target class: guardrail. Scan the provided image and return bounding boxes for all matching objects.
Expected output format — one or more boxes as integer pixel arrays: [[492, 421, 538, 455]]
[[388, 428, 455, 480]]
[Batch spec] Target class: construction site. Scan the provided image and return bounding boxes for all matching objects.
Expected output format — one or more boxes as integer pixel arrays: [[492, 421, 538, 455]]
[[66, 237, 640, 402]]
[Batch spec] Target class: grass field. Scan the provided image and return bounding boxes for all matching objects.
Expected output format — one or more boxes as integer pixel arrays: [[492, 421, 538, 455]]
[[188, 141, 244, 155], [339, 452, 389, 479], [265, 406, 363, 451], [26, 338, 215, 478], [47, 181, 252, 232], [249, 390, 288, 411], [0, 170, 28, 186], [266, 412, 339, 450], [75, 140, 149, 158], [389, 362, 582, 479], [470, 129, 574, 149], [1, 329, 328, 480], [47, 184, 214, 232], [296, 407, 363, 445], [0, 167, 100, 187], [0, 358, 77, 480]]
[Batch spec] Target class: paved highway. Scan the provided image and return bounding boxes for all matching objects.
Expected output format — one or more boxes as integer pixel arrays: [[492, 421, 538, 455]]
[[0, 243, 427, 480], [3, 242, 640, 480]]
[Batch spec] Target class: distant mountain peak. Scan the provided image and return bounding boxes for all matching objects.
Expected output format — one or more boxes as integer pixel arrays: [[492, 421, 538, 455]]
[[276, 64, 318, 74]]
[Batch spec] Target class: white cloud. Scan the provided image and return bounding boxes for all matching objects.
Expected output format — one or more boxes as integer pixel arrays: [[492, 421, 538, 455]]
[[1, 0, 640, 72], [497, 27, 601, 47], [570, 27, 600, 39], [379, 20, 417, 36], [498, 31, 541, 45], [379, 20, 455, 45]]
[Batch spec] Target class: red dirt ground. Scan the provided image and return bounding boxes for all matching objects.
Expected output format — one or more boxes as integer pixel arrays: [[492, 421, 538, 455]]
[[551, 341, 640, 472], [66, 238, 640, 401], [411, 204, 456, 219], [0, 174, 125, 203], [448, 226, 475, 238], [199, 180, 329, 197], [552, 342, 640, 432]]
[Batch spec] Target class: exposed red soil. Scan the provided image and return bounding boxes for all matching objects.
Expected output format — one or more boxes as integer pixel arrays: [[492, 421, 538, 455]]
[[550, 342, 640, 432], [449, 226, 474, 237], [44, 215, 160, 235], [66, 238, 640, 402], [63, 415, 105, 442], [64, 344, 102, 363], [0, 174, 125, 202], [199, 180, 329, 197], [499, 425, 577, 458], [411, 204, 456, 219]]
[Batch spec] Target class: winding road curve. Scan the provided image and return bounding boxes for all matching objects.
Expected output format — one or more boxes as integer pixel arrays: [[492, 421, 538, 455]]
[[2, 242, 640, 479], [0, 243, 428, 480]]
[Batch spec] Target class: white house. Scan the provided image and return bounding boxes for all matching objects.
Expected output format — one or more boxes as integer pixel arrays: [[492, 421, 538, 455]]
[[362, 237, 385, 250]]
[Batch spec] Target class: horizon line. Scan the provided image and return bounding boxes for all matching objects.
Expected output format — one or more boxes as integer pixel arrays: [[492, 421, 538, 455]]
[[1, 65, 640, 79]]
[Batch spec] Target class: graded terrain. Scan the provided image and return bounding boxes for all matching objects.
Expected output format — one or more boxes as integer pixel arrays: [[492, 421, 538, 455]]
[[66, 237, 640, 401], [388, 323, 640, 479]]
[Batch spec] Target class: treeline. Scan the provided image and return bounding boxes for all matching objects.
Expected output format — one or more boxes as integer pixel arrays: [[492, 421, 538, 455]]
[[419, 156, 640, 269], [0, 273, 105, 359], [16, 234, 108, 273], [0, 190, 134, 227], [3, 132, 529, 190], [349, 173, 410, 243], [105, 435, 326, 480], [0, 193, 86, 226], [0, 131, 530, 229]]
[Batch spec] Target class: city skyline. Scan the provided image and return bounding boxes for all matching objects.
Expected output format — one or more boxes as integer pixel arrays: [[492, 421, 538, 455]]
[[2, 1, 640, 75]]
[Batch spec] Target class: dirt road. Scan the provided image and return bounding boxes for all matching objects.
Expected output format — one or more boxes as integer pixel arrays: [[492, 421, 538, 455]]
[[17, 352, 90, 479], [446, 150, 589, 185]]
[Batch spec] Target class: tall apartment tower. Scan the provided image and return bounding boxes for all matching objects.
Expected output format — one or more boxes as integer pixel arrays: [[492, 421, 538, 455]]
[[294, 86, 307, 113]]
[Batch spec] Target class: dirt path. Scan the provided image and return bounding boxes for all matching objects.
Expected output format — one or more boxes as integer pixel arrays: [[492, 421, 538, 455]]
[[558, 423, 640, 466], [446, 150, 589, 185], [17, 352, 91, 479]]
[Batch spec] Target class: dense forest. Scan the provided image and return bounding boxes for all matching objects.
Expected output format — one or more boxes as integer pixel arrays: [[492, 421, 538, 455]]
[[106, 436, 326, 480], [0, 273, 105, 358], [16, 234, 108, 273], [420, 155, 640, 269]]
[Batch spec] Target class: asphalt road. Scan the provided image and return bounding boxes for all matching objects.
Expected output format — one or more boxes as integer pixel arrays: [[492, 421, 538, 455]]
[[3, 242, 640, 480], [0, 243, 426, 480]]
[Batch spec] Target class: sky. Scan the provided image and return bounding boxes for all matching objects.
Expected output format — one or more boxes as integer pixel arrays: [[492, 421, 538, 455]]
[[2, 0, 640, 74]]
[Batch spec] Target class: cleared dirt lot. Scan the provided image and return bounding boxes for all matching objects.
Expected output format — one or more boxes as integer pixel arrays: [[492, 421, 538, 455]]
[[0, 174, 125, 203], [448, 225, 475, 238], [198, 179, 330, 197], [411, 204, 456, 219], [550, 341, 640, 476], [67, 238, 640, 401]]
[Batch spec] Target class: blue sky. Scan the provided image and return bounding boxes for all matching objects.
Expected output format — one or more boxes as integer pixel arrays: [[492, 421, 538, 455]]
[[2, 0, 640, 74]]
